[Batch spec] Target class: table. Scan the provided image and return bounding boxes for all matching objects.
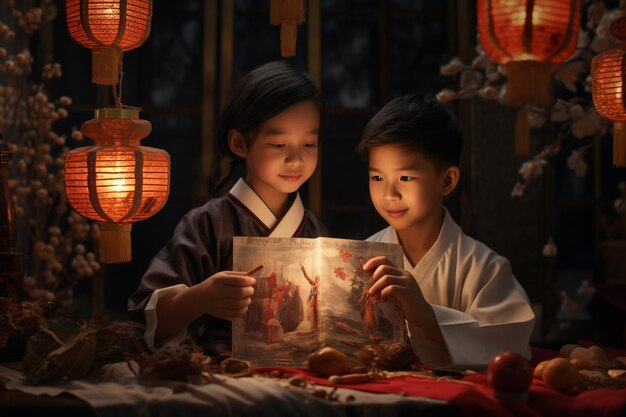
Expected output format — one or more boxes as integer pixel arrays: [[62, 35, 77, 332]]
[[1, 347, 626, 417], [0, 362, 457, 417]]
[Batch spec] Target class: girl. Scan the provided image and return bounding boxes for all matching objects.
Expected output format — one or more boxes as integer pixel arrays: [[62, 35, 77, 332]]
[[128, 61, 327, 354]]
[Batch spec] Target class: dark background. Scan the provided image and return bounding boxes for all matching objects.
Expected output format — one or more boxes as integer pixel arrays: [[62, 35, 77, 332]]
[[34, 0, 626, 348]]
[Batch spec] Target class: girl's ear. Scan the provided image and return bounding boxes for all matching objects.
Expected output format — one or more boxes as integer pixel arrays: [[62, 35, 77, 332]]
[[228, 129, 247, 158], [441, 166, 460, 196]]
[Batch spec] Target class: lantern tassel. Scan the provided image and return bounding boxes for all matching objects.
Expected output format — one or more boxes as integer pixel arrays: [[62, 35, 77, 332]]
[[92, 46, 121, 85], [515, 108, 530, 156], [98, 223, 132, 263], [270, 0, 305, 57], [279, 23, 298, 57], [504, 61, 554, 108], [614, 122, 626, 167]]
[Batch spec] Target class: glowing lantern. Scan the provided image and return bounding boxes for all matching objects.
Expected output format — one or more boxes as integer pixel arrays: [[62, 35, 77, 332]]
[[64, 108, 170, 263], [270, 0, 305, 57], [66, 0, 152, 85], [591, 9, 626, 167], [477, 0, 582, 155], [477, 0, 581, 107]]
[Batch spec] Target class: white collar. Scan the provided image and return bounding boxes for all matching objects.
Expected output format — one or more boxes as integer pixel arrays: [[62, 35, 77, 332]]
[[227, 178, 305, 237], [385, 207, 459, 284]]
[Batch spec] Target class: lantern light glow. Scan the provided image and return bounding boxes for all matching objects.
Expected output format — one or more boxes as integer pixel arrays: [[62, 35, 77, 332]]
[[65, 108, 170, 263], [591, 2, 626, 167]]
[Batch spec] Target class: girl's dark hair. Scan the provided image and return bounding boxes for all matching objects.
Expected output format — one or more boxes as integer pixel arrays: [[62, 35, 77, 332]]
[[356, 94, 462, 168], [212, 61, 324, 194]]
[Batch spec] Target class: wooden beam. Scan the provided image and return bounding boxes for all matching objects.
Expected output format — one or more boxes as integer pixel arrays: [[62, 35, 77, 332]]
[[307, 0, 322, 217]]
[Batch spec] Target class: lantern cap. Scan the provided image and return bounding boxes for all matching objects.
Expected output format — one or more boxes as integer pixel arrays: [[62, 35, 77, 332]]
[[94, 107, 141, 121]]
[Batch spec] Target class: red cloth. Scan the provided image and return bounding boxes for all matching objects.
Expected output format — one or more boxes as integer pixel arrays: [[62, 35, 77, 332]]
[[256, 366, 626, 417]]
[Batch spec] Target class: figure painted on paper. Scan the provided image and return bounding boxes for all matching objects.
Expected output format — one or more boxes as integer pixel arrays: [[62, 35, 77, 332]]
[[300, 262, 320, 331], [263, 298, 284, 344], [358, 288, 383, 342], [278, 279, 304, 332]]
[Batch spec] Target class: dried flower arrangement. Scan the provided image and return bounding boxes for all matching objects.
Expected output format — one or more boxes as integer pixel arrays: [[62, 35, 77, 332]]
[[1, 0, 99, 310]]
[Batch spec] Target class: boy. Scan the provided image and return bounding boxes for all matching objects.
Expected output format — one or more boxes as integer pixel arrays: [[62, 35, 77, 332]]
[[358, 94, 535, 369]]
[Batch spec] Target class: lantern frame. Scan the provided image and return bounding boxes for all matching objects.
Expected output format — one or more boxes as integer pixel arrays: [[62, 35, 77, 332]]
[[64, 107, 170, 263]]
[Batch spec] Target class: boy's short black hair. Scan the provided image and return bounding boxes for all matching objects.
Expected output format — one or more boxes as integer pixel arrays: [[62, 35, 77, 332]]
[[357, 94, 462, 168]]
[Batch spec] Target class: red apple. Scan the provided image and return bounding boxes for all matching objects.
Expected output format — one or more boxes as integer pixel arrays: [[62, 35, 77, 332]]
[[487, 352, 532, 395]]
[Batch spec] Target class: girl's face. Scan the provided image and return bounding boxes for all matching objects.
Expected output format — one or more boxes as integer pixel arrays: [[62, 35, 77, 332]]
[[241, 100, 320, 200]]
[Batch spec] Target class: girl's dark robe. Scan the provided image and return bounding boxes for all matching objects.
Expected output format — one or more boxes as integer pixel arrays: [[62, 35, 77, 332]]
[[128, 179, 327, 355]]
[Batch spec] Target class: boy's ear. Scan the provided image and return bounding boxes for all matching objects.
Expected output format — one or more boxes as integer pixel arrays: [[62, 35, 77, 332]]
[[441, 166, 460, 196], [228, 129, 247, 158]]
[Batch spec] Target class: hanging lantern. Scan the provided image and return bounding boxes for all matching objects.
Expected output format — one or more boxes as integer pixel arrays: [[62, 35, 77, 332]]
[[477, 0, 581, 107], [270, 0, 305, 57], [66, 0, 152, 85], [477, 0, 582, 155], [64, 108, 170, 263], [591, 8, 626, 167]]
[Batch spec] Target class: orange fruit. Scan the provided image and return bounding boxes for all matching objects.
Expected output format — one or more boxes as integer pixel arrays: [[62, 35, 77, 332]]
[[533, 360, 549, 378], [307, 347, 351, 377], [542, 358, 579, 392]]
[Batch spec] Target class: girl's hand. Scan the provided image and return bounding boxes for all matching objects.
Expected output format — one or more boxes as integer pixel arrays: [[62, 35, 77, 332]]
[[363, 255, 427, 326], [197, 270, 256, 320]]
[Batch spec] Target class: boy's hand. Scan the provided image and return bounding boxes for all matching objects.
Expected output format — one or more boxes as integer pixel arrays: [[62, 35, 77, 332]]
[[363, 256, 427, 325], [197, 270, 256, 320]]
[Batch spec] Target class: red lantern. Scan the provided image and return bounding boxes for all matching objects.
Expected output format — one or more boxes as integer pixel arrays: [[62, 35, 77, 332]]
[[477, 0, 581, 107], [591, 11, 626, 167], [64, 108, 170, 263], [66, 0, 152, 85]]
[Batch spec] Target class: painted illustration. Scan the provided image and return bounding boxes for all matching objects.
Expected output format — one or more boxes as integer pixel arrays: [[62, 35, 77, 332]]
[[232, 236, 405, 367]]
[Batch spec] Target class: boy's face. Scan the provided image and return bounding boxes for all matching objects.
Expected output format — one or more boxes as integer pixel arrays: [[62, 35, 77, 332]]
[[240, 100, 319, 198], [368, 144, 453, 232]]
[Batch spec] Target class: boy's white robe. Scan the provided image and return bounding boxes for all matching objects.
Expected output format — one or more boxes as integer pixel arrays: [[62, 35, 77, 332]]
[[367, 209, 535, 369]]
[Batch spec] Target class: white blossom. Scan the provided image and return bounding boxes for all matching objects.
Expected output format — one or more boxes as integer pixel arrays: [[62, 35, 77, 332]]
[[478, 86, 499, 100], [440, 57, 465, 76], [436, 89, 457, 103], [551, 99, 571, 123], [459, 69, 484, 90], [615, 197, 625, 214], [511, 182, 525, 197], [542, 237, 557, 257], [527, 108, 547, 128], [577, 280, 596, 297], [554, 60, 587, 92], [518, 159, 547, 181], [566, 149, 588, 177]]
